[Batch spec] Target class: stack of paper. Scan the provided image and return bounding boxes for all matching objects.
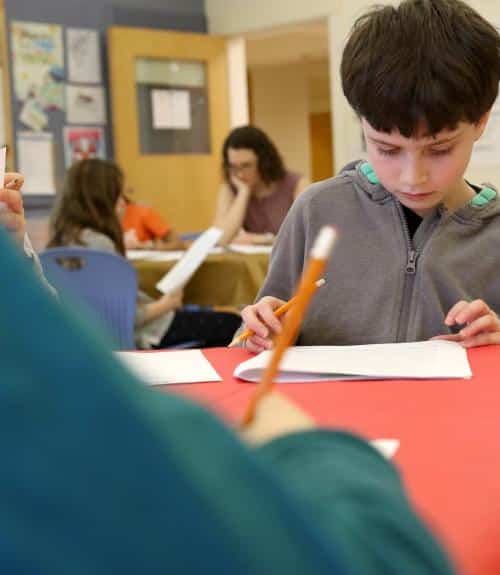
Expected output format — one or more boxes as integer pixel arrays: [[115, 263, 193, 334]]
[[228, 244, 273, 255], [234, 341, 472, 383], [115, 349, 222, 385]]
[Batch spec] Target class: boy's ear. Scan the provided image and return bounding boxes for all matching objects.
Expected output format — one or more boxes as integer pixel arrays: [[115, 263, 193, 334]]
[[474, 111, 491, 140]]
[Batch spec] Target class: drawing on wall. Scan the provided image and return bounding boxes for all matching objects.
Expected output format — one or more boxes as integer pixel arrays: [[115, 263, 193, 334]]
[[66, 85, 106, 124], [67, 28, 102, 84], [63, 126, 106, 167], [19, 97, 48, 131], [11, 21, 64, 108], [17, 131, 55, 195]]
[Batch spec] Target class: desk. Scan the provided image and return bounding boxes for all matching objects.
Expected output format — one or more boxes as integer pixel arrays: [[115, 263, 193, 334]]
[[132, 251, 269, 307], [162, 345, 500, 575]]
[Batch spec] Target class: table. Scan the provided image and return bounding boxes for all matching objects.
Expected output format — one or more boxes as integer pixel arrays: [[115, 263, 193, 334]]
[[161, 345, 500, 575], [132, 251, 269, 307]]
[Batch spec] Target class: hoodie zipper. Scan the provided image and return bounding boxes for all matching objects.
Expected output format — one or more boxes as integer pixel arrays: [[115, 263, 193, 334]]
[[395, 203, 419, 341]]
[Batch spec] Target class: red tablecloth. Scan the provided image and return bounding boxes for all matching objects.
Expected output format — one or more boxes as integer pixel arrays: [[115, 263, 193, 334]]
[[160, 345, 500, 575]]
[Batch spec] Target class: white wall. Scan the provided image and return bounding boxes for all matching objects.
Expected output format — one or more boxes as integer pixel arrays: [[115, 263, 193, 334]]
[[250, 63, 311, 179], [207, 0, 500, 185]]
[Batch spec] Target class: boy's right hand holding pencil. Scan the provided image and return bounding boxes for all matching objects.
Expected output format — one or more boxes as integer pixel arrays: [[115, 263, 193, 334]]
[[238, 296, 288, 353]]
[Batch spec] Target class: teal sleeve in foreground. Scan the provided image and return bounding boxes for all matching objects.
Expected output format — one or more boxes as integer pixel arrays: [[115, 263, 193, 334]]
[[257, 430, 455, 575]]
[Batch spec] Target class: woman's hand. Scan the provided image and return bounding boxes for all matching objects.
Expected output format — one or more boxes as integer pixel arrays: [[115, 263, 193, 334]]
[[240, 296, 287, 353], [433, 299, 500, 347], [0, 173, 25, 245]]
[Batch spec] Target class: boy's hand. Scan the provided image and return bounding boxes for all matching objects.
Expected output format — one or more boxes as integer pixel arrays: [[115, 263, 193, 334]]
[[434, 299, 500, 347], [240, 296, 287, 353], [0, 173, 25, 245], [240, 391, 315, 445]]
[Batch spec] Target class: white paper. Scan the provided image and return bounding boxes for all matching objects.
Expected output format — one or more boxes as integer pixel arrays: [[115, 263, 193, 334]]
[[17, 132, 55, 195], [127, 250, 185, 262], [66, 84, 106, 124], [371, 439, 400, 459], [228, 244, 273, 254], [234, 341, 472, 383], [67, 28, 101, 84], [115, 349, 221, 385], [156, 227, 223, 294], [151, 89, 191, 129]]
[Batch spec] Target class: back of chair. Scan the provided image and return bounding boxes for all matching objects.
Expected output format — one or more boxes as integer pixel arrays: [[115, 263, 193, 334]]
[[39, 247, 137, 350]]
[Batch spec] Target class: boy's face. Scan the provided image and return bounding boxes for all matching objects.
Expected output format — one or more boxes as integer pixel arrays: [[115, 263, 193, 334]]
[[362, 116, 489, 215]]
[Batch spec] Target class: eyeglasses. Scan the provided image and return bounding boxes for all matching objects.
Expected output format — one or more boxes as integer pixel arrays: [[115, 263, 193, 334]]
[[226, 161, 257, 175]]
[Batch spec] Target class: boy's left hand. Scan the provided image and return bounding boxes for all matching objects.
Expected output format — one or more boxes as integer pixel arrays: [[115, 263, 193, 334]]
[[434, 299, 500, 347], [0, 173, 25, 245]]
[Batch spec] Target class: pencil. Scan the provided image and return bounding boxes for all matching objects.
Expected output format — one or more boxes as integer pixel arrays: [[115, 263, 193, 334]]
[[241, 226, 337, 427], [228, 278, 326, 348]]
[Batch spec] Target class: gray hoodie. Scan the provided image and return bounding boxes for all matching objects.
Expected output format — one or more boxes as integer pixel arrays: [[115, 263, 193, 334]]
[[257, 161, 500, 345]]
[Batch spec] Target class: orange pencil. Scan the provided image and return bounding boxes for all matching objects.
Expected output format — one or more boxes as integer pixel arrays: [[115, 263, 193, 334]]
[[241, 226, 337, 427], [228, 278, 326, 348]]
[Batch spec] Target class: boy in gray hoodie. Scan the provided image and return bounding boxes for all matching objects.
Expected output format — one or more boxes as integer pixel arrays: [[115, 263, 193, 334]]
[[241, 0, 500, 352]]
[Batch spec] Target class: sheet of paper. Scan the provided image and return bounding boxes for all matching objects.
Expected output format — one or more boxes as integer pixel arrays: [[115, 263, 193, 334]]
[[67, 28, 101, 84], [115, 349, 221, 385], [127, 250, 185, 262], [371, 439, 400, 459], [156, 227, 223, 294], [63, 126, 106, 167], [234, 341, 472, 383], [151, 89, 191, 129], [228, 244, 273, 254], [66, 84, 106, 124], [17, 132, 55, 195]]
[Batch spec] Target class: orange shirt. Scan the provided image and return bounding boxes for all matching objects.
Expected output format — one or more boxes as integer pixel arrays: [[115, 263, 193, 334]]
[[121, 203, 170, 243]]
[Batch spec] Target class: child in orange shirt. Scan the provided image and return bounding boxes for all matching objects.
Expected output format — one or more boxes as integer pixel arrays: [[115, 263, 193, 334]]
[[117, 194, 184, 250]]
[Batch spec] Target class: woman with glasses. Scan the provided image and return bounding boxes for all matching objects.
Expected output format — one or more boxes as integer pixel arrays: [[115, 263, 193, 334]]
[[213, 125, 308, 246]]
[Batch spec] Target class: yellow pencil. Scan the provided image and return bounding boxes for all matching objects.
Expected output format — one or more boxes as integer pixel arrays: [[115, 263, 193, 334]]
[[241, 226, 337, 427], [228, 278, 326, 348]]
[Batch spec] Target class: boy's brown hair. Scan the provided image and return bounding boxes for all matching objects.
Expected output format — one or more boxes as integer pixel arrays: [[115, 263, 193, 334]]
[[341, 0, 500, 136]]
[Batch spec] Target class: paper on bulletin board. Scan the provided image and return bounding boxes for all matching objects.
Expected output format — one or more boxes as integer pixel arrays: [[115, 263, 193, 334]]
[[63, 126, 106, 167], [19, 97, 48, 131], [66, 28, 101, 84], [151, 89, 191, 129], [11, 21, 64, 103], [17, 131, 55, 195], [66, 84, 106, 124]]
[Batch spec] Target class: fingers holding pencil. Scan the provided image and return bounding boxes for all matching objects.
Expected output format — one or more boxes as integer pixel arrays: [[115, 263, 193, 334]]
[[231, 278, 326, 351]]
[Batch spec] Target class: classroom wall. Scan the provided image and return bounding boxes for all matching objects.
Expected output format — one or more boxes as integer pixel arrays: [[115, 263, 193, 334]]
[[250, 62, 311, 180], [5, 0, 206, 210], [206, 0, 500, 186]]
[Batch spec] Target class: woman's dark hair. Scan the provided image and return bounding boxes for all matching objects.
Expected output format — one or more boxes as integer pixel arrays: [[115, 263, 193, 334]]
[[341, 0, 500, 137], [49, 159, 125, 255], [222, 125, 286, 184]]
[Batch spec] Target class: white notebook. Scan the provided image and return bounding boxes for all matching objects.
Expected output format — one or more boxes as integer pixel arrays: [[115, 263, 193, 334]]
[[115, 349, 222, 385], [234, 341, 472, 383], [156, 227, 223, 294]]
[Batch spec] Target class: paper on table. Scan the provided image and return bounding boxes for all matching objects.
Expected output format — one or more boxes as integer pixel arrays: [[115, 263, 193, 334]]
[[371, 439, 400, 459], [156, 227, 223, 294], [115, 349, 221, 385], [127, 250, 185, 262], [234, 341, 472, 383], [228, 244, 273, 254]]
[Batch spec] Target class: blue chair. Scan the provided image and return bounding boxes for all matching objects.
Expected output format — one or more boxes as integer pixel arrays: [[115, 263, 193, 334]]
[[39, 247, 137, 350]]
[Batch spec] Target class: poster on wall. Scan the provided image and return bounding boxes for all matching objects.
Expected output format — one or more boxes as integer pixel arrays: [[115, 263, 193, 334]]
[[151, 89, 192, 129], [11, 21, 64, 107], [66, 84, 106, 124], [66, 28, 101, 84], [17, 131, 56, 195], [63, 126, 106, 167]]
